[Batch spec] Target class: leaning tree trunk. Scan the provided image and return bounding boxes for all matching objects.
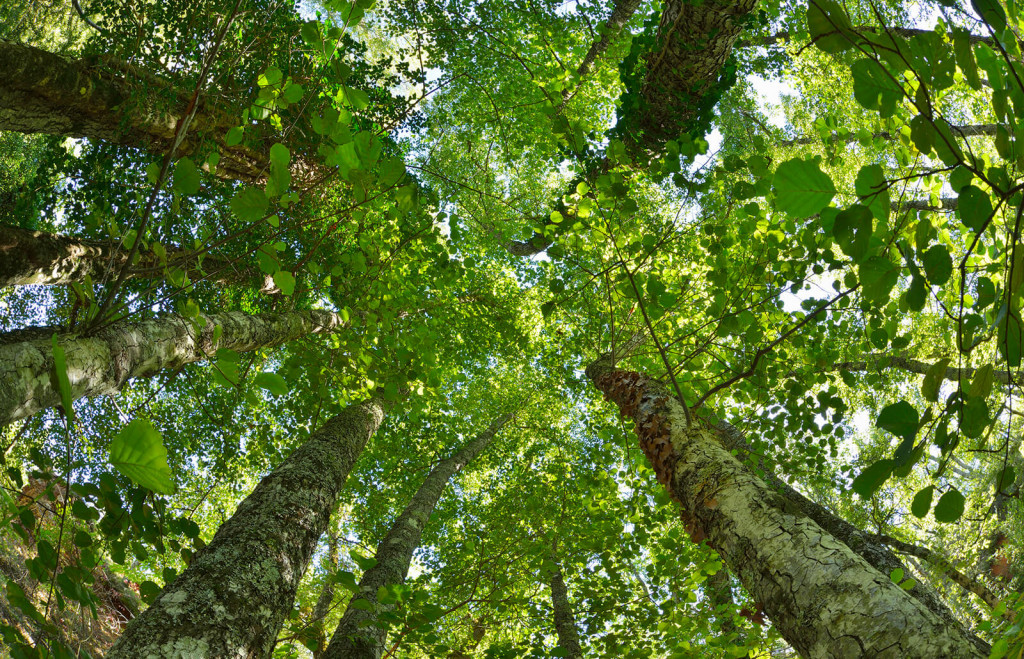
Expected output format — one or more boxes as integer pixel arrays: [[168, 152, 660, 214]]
[[0, 308, 344, 426], [0, 40, 265, 182], [323, 412, 514, 659], [548, 547, 584, 659], [0, 224, 257, 288], [106, 398, 387, 658], [586, 356, 988, 658]]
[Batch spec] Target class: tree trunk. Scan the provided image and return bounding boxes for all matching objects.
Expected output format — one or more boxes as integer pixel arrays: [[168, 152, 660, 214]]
[[568, 0, 644, 90], [0, 224, 257, 288], [0, 40, 265, 182], [586, 357, 987, 658], [312, 525, 342, 657], [106, 398, 387, 658], [548, 548, 583, 659], [323, 412, 514, 659], [0, 308, 345, 426]]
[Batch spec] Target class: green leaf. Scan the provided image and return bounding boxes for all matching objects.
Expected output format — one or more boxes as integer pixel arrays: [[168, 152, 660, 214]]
[[109, 419, 177, 494], [231, 187, 269, 222], [833, 205, 872, 262], [911, 485, 934, 518], [270, 143, 290, 170], [51, 334, 74, 422], [854, 164, 890, 223], [889, 567, 904, 583], [921, 245, 952, 286], [858, 255, 898, 305], [968, 364, 994, 399], [852, 459, 894, 498], [876, 400, 918, 443], [225, 126, 244, 146], [773, 158, 836, 218], [807, 0, 855, 53], [350, 598, 375, 611], [173, 157, 201, 195], [905, 275, 927, 312], [933, 489, 965, 522], [273, 270, 296, 296], [974, 0, 1008, 31], [921, 358, 950, 402], [999, 310, 1024, 368], [851, 58, 902, 117], [961, 396, 989, 438], [258, 65, 283, 87], [909, 116, 935, 155], [996, 465, 1017, 492], [957, 185, 993, 233], [254, 372, 289, 396]]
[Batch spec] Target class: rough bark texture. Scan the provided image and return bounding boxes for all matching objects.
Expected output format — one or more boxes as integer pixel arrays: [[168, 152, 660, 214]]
[[586, 358, 986, 658], [636, 0, 756, 148], [0, 308, 345, 426], [106, 398, 386, 658], [548, 550, 584, 659], [569, 0, 644, 89], [324, 413, 513, 658], [0, 40, 265, 182], [0, 224, 255, 287]]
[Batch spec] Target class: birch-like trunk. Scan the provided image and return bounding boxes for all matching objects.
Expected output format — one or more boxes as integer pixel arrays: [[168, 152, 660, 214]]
[[0, 41, 265, 182], [586, 358, 987, 658], [0, 224, 255, 287], [0, 308, 344, 426], [548, 549, 583, 659], [106, 398, 386, 658], [323, 412, 514, 658]]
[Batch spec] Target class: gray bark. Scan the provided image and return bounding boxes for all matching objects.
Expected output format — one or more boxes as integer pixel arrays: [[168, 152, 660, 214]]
[[0, 223, 256, 287], [586, 358, 987, 658], [0, 308, 345, 426], [548, 549, 583, 659], [0, 40, 266, 182], [323, 412, 514, 659], [107, 398, 387, 658]]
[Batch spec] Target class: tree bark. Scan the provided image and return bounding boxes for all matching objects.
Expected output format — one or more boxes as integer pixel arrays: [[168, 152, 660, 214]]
[[106, 398, 387, 658], [567, 0, 644, 93], [548, 548, 584, 659], [586, 356, 987, 657], [323, 412, 514, 659], [0, 308, 345, 427], [0, 40, 266, 182], [0, 224, 257, 288]]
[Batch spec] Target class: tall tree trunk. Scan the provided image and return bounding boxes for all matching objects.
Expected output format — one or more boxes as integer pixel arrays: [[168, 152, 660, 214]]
[[0, 224, 257, 287], [0, 308, 344, 426], [548, 547, 583, 659], [323, 412, 514, 658], [586, 356, 988, 657], [564, 0, 644, 97], [0, 41, 265, 182], [312, 525, 343, 657], [106, 398, 387, 658]]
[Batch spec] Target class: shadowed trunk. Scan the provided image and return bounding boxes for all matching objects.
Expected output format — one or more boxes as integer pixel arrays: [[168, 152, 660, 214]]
[[0, 308, 345, 426], [324, 412, 514, 658], [586, 356, 988, 657], [0, 224, 258, 288], [548, 548, 583, 659], [106, 398, 387, 657]]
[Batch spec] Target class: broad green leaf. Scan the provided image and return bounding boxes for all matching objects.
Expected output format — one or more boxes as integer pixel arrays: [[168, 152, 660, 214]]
[[974, 0, 1008, 31], [909, 116, 935, 155], [270, 143, 290, 170], [921, 245, 952, 286], [905, 275, 927, 312], [999, 309, 1024, 367], [833, 205, 872, 262], [273, 270, 296, 296], [807, 0, 855, 53], [961, 396, 989, 438], [225, 126, 244, 146], [51, 334, 74, 422], [889, 567, 904, 583], [996, 465, 1017, 491], [921, 358, 950, 402], [854, 164, 890, 223], [254, 372, 289, 396], [933, 489, 965, 522], [173, 157, 201, 195], [957, 185, 993, 232], [876, 400, 918, 443], [911, 485, 934, 518], [109, 419, 177, 494], [968, 364, 994, 399], [859, 255, 898, 305], [851, 58, 902, 117], [852, 459, 894, 498], [773, 158, 836, 218], [258, 65, 283, 87], [231, 187, 269, 222]]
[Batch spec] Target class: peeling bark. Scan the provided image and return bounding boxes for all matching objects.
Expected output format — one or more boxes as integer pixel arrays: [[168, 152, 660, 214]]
[[0, 224, 256, 288], [548, 548, 583, 659], [0, 308, 345, 427], [586, 358, 987, 658], [0, 40, 266, 182], [107, 398, 386, 658], [324, 413, 513, 658]]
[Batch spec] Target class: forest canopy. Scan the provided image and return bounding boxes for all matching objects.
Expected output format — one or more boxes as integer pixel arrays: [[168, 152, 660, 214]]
[[0, 0, 1022, 656]]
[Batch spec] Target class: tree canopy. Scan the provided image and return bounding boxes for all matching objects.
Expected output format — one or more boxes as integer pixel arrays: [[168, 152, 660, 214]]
[[0, 0, 1023, 656]]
